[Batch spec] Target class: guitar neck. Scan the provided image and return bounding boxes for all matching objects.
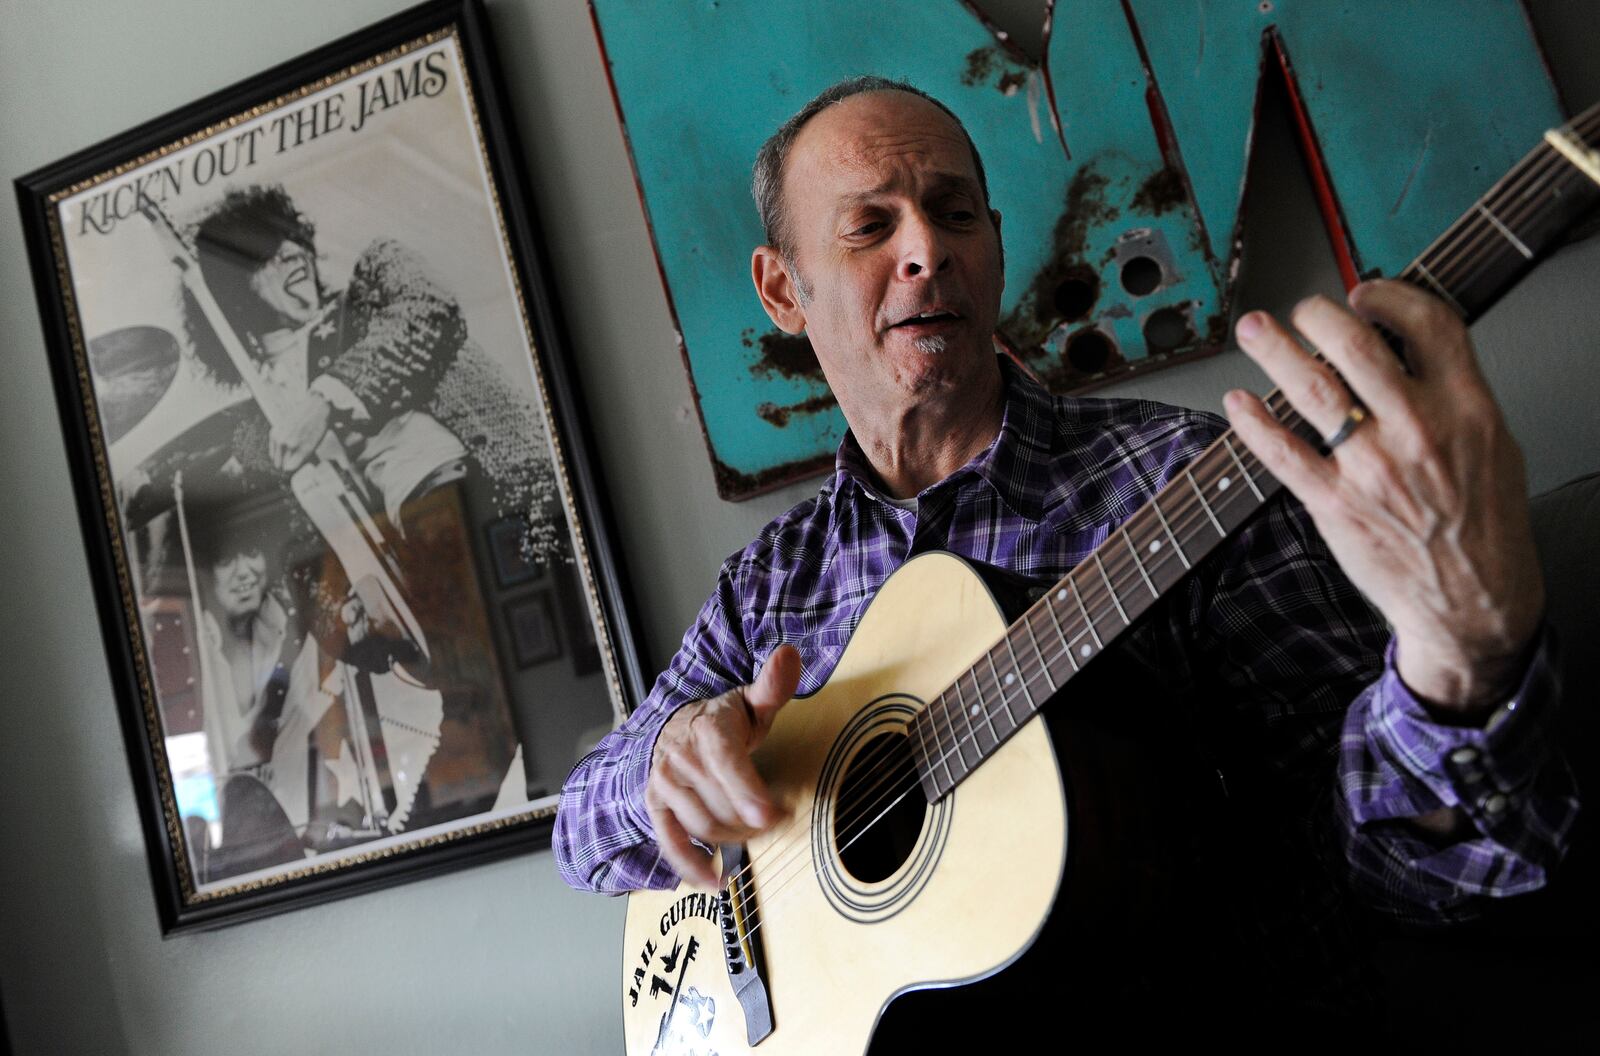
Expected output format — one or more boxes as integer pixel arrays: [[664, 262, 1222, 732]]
[[913, 102, 1600, 803]]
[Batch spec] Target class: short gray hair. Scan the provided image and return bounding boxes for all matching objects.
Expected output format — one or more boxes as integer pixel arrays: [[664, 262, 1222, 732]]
[[751, 76, 993, 257]]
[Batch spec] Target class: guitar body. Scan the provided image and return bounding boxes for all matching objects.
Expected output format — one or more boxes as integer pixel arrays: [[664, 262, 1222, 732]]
[[622, 553, 1068, 1055]]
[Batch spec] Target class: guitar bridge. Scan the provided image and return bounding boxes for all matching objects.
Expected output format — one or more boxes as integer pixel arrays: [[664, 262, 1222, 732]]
[[718, 843, 774, 1045]]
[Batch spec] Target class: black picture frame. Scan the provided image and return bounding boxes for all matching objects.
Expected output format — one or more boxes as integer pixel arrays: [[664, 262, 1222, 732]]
[[14, 0, 645, 933]]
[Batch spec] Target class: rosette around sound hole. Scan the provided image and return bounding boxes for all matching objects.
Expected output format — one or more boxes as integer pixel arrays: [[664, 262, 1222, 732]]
[[813, 695, 953, 924]]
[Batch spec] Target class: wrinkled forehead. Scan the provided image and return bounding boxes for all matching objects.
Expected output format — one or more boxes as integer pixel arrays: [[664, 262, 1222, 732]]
[[788, 91, 981, 203]]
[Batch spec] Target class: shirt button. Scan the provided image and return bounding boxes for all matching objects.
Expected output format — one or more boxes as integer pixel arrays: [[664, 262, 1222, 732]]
[[1450, 747, 1480, 766], [1481, 792, 1509, 817]]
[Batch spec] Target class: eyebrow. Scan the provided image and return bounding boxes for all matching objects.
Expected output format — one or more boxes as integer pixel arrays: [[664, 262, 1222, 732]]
[[832, 171, 981, 213]]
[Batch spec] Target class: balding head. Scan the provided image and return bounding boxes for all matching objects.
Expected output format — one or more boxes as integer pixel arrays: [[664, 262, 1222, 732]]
[[752, 77, 993, 259]]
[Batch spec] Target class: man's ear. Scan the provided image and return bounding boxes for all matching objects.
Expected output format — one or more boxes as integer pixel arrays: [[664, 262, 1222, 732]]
[[751, 245, 807, 334]]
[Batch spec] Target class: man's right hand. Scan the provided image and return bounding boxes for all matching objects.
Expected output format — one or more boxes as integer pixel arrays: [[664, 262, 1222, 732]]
[[645, 645, 802, 888]]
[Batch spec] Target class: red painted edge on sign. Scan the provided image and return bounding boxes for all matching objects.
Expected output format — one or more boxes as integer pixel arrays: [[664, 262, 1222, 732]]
[[1271, 28, 1361, 291]]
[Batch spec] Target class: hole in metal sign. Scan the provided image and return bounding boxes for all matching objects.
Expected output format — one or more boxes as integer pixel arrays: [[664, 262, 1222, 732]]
[[1066, 329, 1115, 374], [1120, 255, 1163, 297], [1143, 307, 1195, 352], [1052, 267, 1099, 322]]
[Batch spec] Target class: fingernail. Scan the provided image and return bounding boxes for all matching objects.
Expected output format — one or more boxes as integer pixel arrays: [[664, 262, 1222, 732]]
[[1236, 312, 1262, 340], [741, 799, 768, 827]]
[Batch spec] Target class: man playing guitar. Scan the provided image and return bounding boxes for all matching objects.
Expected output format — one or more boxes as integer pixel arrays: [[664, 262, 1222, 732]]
[[556, 78, 1577, 1040]]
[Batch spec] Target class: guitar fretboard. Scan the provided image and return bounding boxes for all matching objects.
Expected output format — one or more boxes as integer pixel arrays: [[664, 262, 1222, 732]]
[[913, 102, 1600, 803]]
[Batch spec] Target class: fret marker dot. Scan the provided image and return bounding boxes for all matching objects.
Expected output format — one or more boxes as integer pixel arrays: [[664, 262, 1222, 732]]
[[1004, 673, 1016, 686], [1057, 589, 1068, 602], [1080, 644, 1093, 658], [1218, 476, 1231, 491], [1149, 540, 1162, 553], [970, 704, 980, 717]]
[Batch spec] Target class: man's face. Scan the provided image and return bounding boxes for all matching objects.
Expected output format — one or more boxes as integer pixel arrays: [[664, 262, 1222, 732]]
[[770, 91, 1004, 406], [209, 549, 267, 619], [248, 240, 320, 329]]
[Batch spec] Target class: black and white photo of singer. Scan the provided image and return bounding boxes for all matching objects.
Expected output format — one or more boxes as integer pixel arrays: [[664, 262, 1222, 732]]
[[181, 184, 472, 535], [154, 184, 524, 841]]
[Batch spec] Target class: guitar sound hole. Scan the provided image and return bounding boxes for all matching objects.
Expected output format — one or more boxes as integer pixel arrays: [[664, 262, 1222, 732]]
[[834, 732, 926, 884]]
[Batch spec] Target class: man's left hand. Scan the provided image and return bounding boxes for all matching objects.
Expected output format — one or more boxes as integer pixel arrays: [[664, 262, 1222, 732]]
[[270, 391, 332, 472], [1225, 279, 1544, 716]]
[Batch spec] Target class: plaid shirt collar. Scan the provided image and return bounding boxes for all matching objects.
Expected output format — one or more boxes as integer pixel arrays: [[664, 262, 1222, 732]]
[[831, 356, 1059, 521]]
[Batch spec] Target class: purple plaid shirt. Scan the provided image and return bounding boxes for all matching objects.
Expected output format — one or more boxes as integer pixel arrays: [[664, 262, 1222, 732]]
[[555, 358, 1576, 925]]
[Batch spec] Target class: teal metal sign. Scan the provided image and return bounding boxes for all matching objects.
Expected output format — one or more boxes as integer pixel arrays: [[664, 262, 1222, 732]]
[[591, 1, 1559, 498]]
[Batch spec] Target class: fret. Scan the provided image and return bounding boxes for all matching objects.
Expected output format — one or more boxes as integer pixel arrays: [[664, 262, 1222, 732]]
[[1043, 594, 1080, 672], [979, 646, 1017, 729], [1222, 435, 1266, 501], [975, 659, 1008, 742], [1065, 577, 1103, 661], [992, 643, 1030, 716], [1022, 613, 1058, 691], [1121, 525, 1159, 598], [998, 636, 1036, 710], [914, 710, 935, 793], [1150, 498, 1191, 569], [929, 698, 958, 792], [1474, 202, 1533, 259], [1411, 260, 1467, 318], [969, 671, 1001, 752], [951, 677, 984, 765], [1091, 551, 1129, 624], [1185, 469, 1225, 537]]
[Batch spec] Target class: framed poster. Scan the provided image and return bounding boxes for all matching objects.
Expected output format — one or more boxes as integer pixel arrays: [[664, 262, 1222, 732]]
[[14, 0, 645, 932]]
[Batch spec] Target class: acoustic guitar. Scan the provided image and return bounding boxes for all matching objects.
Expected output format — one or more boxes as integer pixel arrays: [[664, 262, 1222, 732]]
[[621, 105, 1600, 1055]]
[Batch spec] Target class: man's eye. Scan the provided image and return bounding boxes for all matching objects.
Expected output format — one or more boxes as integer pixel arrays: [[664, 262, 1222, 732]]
[[945, 210, 976, 223], [850, 221, 886, 237]]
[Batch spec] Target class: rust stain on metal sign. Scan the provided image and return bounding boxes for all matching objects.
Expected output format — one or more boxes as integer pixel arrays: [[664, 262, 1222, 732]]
[[712, 452, 836, 500], [756, 393, 839, 428], [962, 46, 998, 87], [747, 330, 825, 382], [1000, 164, 1117, 353], [1130, 167, 1186, 215]]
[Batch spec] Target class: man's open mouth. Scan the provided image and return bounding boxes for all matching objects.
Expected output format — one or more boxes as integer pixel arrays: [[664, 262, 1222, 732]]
[[890, 309, 962, 329]]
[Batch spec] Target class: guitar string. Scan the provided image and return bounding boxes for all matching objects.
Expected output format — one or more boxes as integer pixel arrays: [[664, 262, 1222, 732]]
[[730, 290, 1479, 927], [726, 287, 1540, 941], [926, 104, 1600, 758], [723, 441, 1283, 941], [733, 102, 1600, 892], [820, 431, 1275, 852], [1373, 104, 1599, 302], [1409, 107, 1599, 300], [710, 109, 1599, 930], [726, 403, 1292, 919], [830, 103, 1600, 828], [898, 103, 1600, 791]]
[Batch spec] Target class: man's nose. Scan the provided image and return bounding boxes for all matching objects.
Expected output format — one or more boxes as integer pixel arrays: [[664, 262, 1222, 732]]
[[894, 213, 951, 281]]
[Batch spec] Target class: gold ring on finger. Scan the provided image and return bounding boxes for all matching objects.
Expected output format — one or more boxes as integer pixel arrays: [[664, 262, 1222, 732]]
[[1323, 403, 1369, 453]]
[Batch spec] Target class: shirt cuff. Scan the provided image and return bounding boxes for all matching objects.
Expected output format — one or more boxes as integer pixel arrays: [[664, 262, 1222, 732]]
[[1355, 625, 1561, 835], [309, 374, 370, 422]]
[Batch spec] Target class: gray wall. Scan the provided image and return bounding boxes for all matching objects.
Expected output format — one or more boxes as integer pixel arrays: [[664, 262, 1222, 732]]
[[1, 1, 1594, 1053]]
